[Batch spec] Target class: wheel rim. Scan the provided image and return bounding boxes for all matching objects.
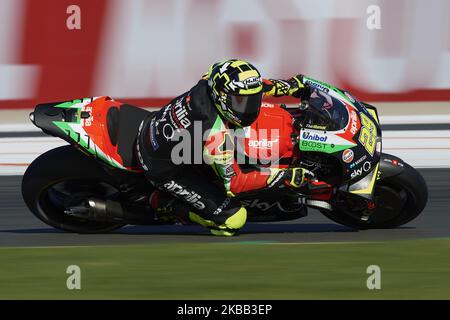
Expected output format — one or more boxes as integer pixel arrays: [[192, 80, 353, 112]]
[[333, 183, 409, 226], [37, 179, 122, 231], [369, 184, 408, 224]]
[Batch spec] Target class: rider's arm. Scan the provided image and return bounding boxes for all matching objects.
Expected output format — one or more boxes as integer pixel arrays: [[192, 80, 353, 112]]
[[202, 62, 305, 99], [202, 122, 306, 196], [262, 75, 305, 98], [203, 146, 279, 196]]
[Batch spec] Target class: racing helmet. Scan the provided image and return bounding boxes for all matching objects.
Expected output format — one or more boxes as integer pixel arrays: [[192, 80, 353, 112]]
[[207, 59, 263, 127]]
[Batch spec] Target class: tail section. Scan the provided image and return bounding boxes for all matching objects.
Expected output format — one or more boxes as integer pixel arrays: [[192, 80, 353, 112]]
[[31, 96, 150, 171]]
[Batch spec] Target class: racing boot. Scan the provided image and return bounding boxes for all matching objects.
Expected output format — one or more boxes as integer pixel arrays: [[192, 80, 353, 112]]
[[188, 206, 247, 236]]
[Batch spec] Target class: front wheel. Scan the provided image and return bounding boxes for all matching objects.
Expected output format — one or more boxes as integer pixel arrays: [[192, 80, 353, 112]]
[[321, 163, 428, 229]]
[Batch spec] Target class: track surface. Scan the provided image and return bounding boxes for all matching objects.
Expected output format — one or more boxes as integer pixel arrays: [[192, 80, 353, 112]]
[[0, 169, 449, 247]]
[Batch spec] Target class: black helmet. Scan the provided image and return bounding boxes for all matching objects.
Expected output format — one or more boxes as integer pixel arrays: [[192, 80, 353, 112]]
[[207, 59, 263, 127]]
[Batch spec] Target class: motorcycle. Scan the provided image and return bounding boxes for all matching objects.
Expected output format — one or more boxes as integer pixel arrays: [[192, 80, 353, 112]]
[[22, 77, 428, 233]]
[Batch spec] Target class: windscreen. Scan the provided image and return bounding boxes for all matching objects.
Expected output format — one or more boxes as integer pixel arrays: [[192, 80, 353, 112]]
[[301, 88, 349, 131]]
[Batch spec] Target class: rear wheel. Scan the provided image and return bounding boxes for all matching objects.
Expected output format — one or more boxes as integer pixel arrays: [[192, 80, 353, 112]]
[[22, 146, 125, 233], [322, 163, 428, 229]]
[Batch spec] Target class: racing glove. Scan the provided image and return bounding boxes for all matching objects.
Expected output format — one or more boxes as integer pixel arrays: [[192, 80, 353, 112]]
[[286, 74, 307, 99], [267, 167, 314, 189]]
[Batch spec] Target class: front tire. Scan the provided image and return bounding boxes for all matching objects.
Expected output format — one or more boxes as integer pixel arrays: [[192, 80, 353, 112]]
[[322, 163, 428, 229], [22, 146, 125, 233]]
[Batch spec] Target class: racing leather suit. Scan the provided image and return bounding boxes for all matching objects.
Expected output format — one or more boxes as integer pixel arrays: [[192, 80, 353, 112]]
[[136, 76, 305, 234]]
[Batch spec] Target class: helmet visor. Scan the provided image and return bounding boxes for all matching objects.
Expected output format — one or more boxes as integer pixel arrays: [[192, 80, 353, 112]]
[[230, 93, 262, 114], [230, 93, 262, 127]]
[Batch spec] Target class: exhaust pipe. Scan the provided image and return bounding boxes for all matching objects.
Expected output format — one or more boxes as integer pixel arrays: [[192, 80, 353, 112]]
[[66, 198, 156, 225]]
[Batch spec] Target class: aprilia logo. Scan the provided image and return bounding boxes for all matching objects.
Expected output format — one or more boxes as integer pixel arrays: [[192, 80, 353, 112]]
[[248, 139, 278, 149], [172, 98, 191, 129], [350, 110, 359, 135], [164, 181, 205, 210]]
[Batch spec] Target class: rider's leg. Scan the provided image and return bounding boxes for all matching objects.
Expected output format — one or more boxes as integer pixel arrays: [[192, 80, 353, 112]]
[[139, 158, 246, 235], [150, 166, 247, 236], [136, 124, 247, 236]]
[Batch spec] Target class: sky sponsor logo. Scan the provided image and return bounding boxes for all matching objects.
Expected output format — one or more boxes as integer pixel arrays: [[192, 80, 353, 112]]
[[350, 161, 372, 179]]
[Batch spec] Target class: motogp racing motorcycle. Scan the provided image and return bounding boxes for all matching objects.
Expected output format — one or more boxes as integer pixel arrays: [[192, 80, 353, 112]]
[[22, 77, 428, 233]]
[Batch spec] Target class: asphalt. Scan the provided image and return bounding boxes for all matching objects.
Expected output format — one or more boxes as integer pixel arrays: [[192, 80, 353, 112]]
[[0, 169, 449, 247]]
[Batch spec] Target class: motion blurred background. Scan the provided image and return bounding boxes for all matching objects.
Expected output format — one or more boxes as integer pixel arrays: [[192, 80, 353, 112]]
[[0, 0, 449, 108]]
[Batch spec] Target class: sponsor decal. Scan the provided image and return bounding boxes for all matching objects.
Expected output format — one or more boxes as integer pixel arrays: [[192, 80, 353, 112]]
[[136, 120, 149, 171], [299, 131, 356, 154], [268, 171, 285, 188], [212, 197, 231, 216], [149, 118, 159, 150], [163, 181, 206, 210], [81, 106, 93, 127], [305, 124, 327, 130], [349, 155, 367, 169], [171, 97, 192, 129], [261, 102, 275, 108], [242, 76, 262, 88], [304, 79, 330, 93], [301, 140, 327, 150], [152, 104, 171, 134], [223, 163, 236, 178], [350, 110, 358, 135], [383, 158, 404, 167], [248, 138, 278, 149], [162, 123, 175, 141], [302, 131, 328, 142], [350, 161, 372, 179], [241, 199, 301, 213], [344, 91, 356, 103], [342, 149, 354, 163]]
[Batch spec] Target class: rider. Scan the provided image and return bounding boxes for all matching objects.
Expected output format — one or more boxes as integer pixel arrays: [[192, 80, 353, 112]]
[[136, 59, 312, 236]]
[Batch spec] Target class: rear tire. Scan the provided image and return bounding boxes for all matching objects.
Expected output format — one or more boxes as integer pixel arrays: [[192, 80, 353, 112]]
[[322, 163, 428, 229], [22, 146, 125, 233]]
